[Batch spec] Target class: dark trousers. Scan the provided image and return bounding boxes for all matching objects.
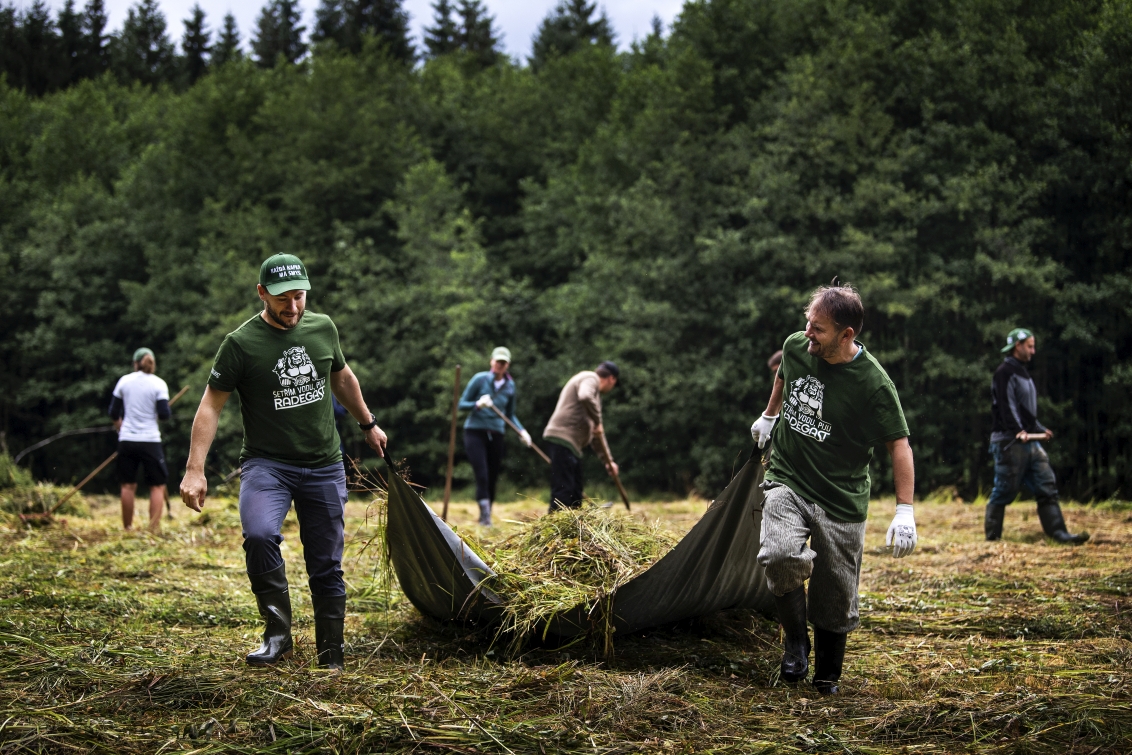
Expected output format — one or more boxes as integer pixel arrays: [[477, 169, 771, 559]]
[[239, 458, 348, 597], [987, 440, 1059, 510], [548, 442, 584, 511], [464, 429, 505, 503]]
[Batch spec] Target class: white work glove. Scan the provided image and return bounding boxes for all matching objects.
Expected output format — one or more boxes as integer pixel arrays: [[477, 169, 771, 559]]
[[475, 394, 493, 409], [886, 504, 917, 558], [750, 414, 778, 448], [519, 429, 532, 447]]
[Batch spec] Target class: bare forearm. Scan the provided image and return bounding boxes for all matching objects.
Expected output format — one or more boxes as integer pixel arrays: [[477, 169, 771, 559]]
[[764, 374, 784, 416], [330, 366, 372, 423], [888, 438, 915, 504], [186, 405, 220, 472]]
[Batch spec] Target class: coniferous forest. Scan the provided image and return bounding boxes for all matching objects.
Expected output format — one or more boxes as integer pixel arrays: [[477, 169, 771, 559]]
[[2, 0, 1131, 501]]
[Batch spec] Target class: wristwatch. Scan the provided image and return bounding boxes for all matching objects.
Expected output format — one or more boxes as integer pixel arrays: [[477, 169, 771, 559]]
[[358, 413, 378, 431]]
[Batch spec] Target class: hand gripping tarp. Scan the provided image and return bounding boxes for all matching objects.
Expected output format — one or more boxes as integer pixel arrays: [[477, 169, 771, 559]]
[[383, 452, 774, 637]]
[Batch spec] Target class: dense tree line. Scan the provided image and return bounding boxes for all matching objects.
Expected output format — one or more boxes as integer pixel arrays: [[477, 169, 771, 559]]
[[1, 0, 1129, 503]]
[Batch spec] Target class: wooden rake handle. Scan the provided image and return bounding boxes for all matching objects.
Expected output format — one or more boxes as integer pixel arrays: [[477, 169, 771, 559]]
[[487, 404, 551, 464]]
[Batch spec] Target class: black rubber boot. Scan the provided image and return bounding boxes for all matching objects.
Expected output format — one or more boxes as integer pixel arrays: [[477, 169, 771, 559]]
[[1037, 503, 1089, 545], [812, 627, 847, 696], [312, 594, 346, 671], [984, 504, 1006, 541], [246, 564, 293, 666], [774, 587, 810, 683]]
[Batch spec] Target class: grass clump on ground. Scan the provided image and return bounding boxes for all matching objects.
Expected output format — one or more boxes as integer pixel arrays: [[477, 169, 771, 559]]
[[0, 452, 90, 517], [480, 504, 677, 653]]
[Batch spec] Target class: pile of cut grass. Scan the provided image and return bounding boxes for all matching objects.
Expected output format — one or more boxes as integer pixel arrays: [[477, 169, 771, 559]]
[[481, 504, 677, 653], [0, 452, 89, 517]]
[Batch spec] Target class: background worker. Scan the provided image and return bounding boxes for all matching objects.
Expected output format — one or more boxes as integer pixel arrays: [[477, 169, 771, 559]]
[[179, 254, 387, 671], [985, 328, 1087, 544], [542, 361, 620, 511], [753, 350, 785, 457], [458, 346, 531, 526], [752, 284, 917, 696], [109, 347, 171, 533]]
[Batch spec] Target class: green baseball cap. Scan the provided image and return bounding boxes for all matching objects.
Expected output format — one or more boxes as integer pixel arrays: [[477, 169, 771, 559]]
[[491, 346, 511, 363], [1001, 328, 1034, 353], [259, 254, 311, 295], [133, 347, 154, 362]]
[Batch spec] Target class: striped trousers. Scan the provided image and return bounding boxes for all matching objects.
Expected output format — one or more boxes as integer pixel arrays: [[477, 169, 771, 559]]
[[757, 482, 867, 633]]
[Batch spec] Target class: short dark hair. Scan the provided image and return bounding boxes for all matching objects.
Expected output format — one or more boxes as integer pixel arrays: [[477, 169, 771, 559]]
[[595, 360, 620, 379], [806, 284, 864, 334], [767, 350, 783, 370]]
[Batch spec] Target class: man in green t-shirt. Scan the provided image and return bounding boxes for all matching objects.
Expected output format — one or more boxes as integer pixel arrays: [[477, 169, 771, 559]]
[[180, 254, 387, 671], [749, 284, 917, 695]]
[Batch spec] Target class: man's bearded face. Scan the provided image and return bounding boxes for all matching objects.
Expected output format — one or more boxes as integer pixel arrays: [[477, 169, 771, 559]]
[[803, 308, 845, 359], [264, 290, 306, 329]]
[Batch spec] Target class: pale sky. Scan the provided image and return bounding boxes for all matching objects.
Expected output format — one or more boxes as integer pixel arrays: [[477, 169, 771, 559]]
[[21, 0, 685, 59]]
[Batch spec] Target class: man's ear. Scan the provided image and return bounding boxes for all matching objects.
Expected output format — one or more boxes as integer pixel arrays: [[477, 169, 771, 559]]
[[841, 327, 856, 344]]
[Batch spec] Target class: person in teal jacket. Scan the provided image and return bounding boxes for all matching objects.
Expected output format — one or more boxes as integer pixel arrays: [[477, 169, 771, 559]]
[[459, 346, 532, 526]]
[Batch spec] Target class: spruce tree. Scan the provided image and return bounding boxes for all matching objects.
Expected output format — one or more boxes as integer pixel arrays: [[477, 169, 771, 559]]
[[181, 4, 210, 84], [212, 12, 242, 66], [16, 1, 61, 95], [252, 0, 307, 67], [530, 0, 613, 70], [80, 0, 109, 79], [57, 0, 83, 85], [455, 0, 499, 68], [312, 0, 413, 62], [312, 0, 346, 47], [110, 0, 176, 86], [423, 0, 458, 58]]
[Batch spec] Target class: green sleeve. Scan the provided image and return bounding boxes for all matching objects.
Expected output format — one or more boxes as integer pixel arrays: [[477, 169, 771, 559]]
[[208, 335, 243, 393], [330, 320, 346, 372], [863, 380, 910, 446]]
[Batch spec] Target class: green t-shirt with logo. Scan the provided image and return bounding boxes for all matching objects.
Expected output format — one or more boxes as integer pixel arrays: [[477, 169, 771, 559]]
[[208, 312, 346, 468], [766, 331, 909, 523]]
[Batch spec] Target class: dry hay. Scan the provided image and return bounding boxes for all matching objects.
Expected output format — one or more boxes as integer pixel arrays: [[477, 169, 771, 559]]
[[478, 504, 677, 653]]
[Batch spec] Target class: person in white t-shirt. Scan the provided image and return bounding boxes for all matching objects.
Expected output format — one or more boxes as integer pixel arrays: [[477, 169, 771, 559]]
[[109, 348, 171, 533]]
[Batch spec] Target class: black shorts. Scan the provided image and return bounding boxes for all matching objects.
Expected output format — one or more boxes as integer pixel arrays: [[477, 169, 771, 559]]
[[117, 441, 168, 486]]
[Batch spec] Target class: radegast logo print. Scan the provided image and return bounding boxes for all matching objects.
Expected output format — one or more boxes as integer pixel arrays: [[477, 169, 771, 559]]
[[271, 346, 325, 410], [784, 376, 833, 442]]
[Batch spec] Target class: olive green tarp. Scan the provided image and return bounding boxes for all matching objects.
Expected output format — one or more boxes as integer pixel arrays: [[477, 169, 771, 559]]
[[383, 453, 774, 638]]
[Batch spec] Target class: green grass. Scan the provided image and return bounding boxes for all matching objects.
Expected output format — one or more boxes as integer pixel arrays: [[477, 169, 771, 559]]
[[0, 492, 1128, 753]]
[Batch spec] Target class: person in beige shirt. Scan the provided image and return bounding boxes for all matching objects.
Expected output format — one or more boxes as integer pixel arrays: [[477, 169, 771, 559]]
[[542, 361, 620, 511]]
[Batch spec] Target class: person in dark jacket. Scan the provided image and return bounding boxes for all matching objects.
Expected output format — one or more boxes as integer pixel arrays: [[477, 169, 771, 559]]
[[986, 328, 1087, 544], [458, 347, 531, 526]]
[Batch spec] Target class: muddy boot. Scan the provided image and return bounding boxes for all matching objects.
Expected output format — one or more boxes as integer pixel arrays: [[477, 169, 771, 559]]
[[984, 504, 1006, 541], [774, 586, 810, 683], [246, 564, 293, 666], [812, 627, 847, 695], [1037, 503, 1089, 545], [312, 594, 346, 671], [477, 499, 492, 527]]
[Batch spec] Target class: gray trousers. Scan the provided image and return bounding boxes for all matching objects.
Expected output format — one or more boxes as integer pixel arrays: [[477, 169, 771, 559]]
[[757, 483, 867, 633]]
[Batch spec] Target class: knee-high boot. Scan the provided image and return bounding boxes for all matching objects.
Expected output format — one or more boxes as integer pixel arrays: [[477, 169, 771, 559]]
[[311, 594, 346, 671], [774, 586, 810, 683], [812, 627, 847, 695], [984, 504, 1006, 541], [246, 564, 293, 666], [1037, 502, 1089, 545]]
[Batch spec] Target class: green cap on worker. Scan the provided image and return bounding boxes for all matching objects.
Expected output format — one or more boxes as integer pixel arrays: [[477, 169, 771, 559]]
[[259, 253, 311, 295], [133, 347, 154, 363], [1001, 327, 1033, 353], [491, 346, 511, 364]]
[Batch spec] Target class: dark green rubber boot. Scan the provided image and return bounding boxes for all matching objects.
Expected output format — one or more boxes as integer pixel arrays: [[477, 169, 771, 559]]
[[774, 586, 810, 684], [246, 564, 293, 666], [312, 594, 347, 671], [812, 627, 847, 695]]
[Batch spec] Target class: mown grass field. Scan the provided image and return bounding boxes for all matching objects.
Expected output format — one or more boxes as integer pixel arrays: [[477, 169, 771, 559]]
[[0, 486, 1129, 753]]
